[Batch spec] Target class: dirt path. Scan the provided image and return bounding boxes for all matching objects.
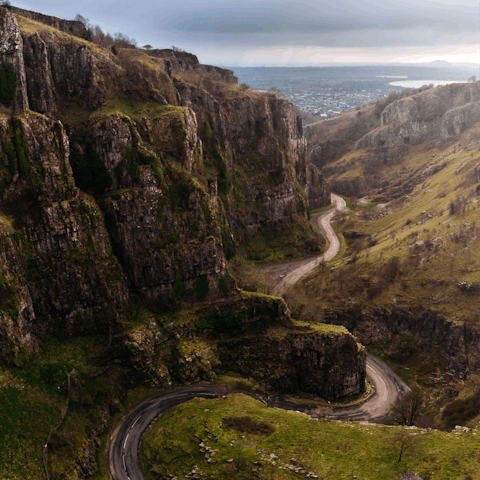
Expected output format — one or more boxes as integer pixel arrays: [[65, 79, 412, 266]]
[[262, 193, 347, 295]]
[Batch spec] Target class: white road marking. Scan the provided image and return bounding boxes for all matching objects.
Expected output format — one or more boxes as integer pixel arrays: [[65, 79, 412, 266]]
[[123, 454, 126, 471], [131, 415, 141, 429], [123, 433, 129, 449]]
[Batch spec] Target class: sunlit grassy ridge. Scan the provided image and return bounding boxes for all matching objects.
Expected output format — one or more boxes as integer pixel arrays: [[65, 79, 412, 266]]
[[304, 135, 480, 323], [15, 14, 110, 57], [141, 393, 480, 480]]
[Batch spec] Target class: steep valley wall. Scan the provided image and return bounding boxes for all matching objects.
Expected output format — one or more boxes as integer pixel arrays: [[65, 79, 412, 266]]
[[0, 3, 364, 411]]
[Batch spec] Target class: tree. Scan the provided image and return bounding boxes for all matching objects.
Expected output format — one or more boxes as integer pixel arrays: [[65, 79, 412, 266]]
[[393, 387, 423, 426], [143, 44, 152, 50], [392, 430, 416, 463], [0, 0, 11, 6], [468, 76, 476, 83], [74, 14, 89, 27]]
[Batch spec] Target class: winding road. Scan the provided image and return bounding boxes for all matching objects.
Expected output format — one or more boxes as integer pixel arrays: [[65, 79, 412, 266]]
[[262, 193, 347, 296], [108, 193, 410, 480]]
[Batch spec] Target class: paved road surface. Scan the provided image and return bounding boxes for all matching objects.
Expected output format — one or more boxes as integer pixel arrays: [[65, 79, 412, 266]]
[[110, 359, 409, 480], [262, 193, 347, 296], [329, 354, 410, 421], [109, 387, 225, 480], [109, 192, 410, 479]]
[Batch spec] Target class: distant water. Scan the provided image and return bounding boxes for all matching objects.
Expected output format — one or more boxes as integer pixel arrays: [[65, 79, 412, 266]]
[[389, 80, 465, 88]]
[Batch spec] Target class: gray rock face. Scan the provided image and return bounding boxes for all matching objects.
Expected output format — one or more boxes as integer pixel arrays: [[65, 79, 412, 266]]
[[358, 82, 480, 148], [217, 298, 366, 400], [0, 113, 130, 357], [326, 307, 480, 379], [9, 6, 90, 39], [23, 32, 57, 117], [173, 81, 328, 236], [0, 7, 330, 354], [0, 7, 29, 114]]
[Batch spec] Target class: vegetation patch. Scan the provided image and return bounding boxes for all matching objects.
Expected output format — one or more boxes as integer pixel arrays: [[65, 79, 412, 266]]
[[141, 393, 480, 480], [242, 215, 325, 265], [71, 139, 112, 194], [0, 270, 18, 319], [173, 272, 186, 300], [217, 274, 229, 296], [0, 63, 16, 108], [223, 416, 275, 436], [193, 275, 210, 301]]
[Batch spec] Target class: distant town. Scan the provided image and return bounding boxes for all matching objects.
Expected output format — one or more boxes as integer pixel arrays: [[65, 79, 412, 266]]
[[284, 84, 395, 118], [231, 65, 478, 120]]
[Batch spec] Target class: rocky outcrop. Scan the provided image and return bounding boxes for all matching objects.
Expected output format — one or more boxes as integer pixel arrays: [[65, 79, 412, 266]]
[[325, 307, 480, 379], [358, 82, 480, 149], [126, 294, 366, 400], [0, 7, 29, 114], [147, 49, 237, 83], [0, 112, 130, 358], [440, 101, 480, 137], [0, 7, 329, 350], [356, 120, 437, 149], [147, 49, 199, 74], [172, 82, 327, 237], [212, 296, 366, 400], [305, 107, 380, 169], [9, 6, 89, 40], [22, 32, 57, 117]]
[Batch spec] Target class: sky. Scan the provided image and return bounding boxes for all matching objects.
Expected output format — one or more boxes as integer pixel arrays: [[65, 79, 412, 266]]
[[10, 0, 480, 67]]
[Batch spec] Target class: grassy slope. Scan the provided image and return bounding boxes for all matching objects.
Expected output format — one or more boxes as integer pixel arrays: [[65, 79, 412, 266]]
[[141, 393, 480, 480], [0, 336, 138, 480], [304, 134, 480, 323]]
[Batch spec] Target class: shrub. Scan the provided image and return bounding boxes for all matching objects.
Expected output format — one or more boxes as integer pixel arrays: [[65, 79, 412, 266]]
[[207, 111, 216, 130], [71, 140, 112, 194], [223, 416, 275, 436], [193, 275, 209, 300], [217, 274, 228, 296], [169, 183, 194, 212], [173, 272, 186, 300], [441, 389, 480, 431], [0, 63, 16, 108], [11, 120, 30, 179], [0, 271, 17, 319]]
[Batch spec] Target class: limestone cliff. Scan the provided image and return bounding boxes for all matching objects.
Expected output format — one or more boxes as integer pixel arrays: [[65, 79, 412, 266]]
[[0, 112, 129, 358], [0, 6, 337, 365], [0, 8, 365, 478], [358, 82, 480, 149], [126, 294, 366, 400]]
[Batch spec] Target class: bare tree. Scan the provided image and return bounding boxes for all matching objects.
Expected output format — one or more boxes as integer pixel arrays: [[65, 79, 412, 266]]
[[393, 387, 423, 426], [392, 430, 416, 463], [468, 76, 476, 83], [74, 14, 90, 27]]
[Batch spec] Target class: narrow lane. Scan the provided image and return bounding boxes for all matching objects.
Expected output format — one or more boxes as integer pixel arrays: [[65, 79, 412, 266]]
[[262, 193, 347, 296], [109, 193, 410, 479]]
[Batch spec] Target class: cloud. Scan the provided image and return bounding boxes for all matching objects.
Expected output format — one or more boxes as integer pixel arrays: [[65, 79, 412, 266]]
[[11, 0, 480, 65], [157, 0, 479, 48]]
